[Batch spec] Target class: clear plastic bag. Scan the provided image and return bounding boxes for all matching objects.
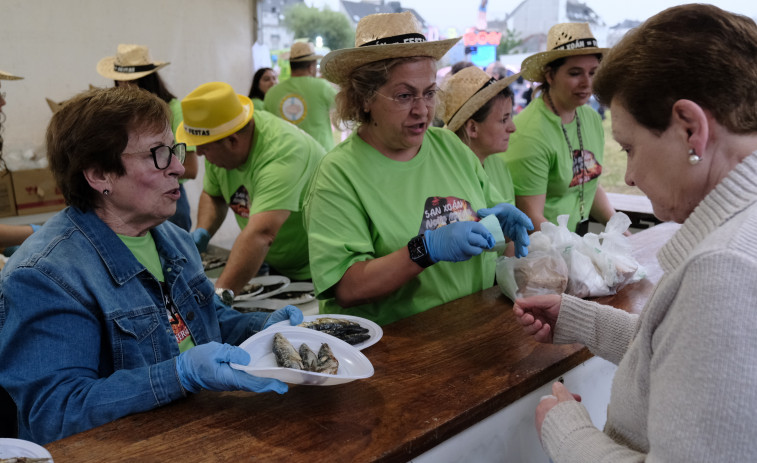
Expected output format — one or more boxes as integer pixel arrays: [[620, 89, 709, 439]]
[[496, 233, 568, 301], [496, 213, 645, 300]]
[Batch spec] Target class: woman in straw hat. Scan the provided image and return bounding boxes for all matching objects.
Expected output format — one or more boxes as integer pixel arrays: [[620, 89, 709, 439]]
[[305, 12, 532, 326], [502, 22, 616, 235], [0, 86, 302, 444], [440, 67, 520, 210], [98, 44, 198, 232], [0, 70, 41, 254], [513, 5, 757, 460]]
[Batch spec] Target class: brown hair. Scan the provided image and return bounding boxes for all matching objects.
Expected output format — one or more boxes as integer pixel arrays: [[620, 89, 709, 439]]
[[454, 90, 514, 144], [593, 4, 757, 134], [46, 86, 171, 211], [332, 56, 434, 129]]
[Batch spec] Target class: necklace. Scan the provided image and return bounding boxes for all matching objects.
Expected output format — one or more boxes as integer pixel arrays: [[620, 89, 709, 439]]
[[545, 91, 587, 219]]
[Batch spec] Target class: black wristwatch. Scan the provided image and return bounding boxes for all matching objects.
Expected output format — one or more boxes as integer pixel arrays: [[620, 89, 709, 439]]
[[215, 288, 235, 306], [408, 234, 435, 268]]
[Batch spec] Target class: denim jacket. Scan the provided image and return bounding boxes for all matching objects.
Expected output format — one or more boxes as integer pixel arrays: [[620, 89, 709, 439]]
[[0, 207, 270, 444]]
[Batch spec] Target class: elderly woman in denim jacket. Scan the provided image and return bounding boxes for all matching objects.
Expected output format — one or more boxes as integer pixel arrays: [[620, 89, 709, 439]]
[[0, 86, 302, 445]]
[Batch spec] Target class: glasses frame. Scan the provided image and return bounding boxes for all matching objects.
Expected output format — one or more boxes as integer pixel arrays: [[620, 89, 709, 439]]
[[374, 87, 439, 110], [123, 143, 187, 170]]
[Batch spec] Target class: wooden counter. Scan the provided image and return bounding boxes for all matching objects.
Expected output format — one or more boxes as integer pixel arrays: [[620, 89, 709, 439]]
[[45, 222, 680, 462]]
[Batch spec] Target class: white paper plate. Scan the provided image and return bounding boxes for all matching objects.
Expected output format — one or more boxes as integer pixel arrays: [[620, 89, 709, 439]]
[[269, 281, 315, 305], [231, 325, 374, 386], [0, 438, 53, 460], [236, 275, 291, 301], [274, 313, 383, 350]]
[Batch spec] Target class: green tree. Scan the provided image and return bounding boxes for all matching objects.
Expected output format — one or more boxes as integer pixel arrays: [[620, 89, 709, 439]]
[[497, 28, 523, 55], [283, 4, 354, 51]]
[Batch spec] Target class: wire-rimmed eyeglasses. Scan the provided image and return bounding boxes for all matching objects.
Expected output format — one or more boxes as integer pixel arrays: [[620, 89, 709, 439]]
[[123, 143, 186, 170], [374, 87, 439, 110]]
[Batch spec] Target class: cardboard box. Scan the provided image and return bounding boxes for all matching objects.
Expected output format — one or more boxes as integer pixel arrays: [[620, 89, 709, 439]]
[[0, 170, 17, 218], [11, 168, 65, 216]]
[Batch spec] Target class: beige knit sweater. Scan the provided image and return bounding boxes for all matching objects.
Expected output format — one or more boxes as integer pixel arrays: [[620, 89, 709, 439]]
[[542, 152, 757, 462]]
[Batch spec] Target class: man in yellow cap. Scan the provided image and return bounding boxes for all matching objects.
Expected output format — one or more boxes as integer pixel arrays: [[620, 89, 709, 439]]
[[177, 82, 325, 298], [264, 41, 337, 150]]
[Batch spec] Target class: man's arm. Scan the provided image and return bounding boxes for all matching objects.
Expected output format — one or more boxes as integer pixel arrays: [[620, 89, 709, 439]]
[[215, 209, 290, 294], [195, 191, 228, 236]]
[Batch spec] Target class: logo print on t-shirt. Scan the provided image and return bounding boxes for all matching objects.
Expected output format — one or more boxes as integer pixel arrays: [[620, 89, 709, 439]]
[[418, 196, 478, 234], [568, 149, 602, 188], [280, 94, 307, 125], [229, 185, 251, 218]]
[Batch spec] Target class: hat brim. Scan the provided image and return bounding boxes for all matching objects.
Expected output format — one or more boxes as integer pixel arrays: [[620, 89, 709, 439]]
[[520, 48, 608, 82], [289, 54, 324, 62], [96, 56, 170, 81], [0, 70, 23, 80], [321, 37, 461, 85], [445, 73, 522, 133], [176, 94, 255, 146]]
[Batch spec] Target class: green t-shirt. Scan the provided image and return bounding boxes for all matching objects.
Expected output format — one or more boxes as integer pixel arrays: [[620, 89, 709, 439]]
[[203, 110, 326, 280], [304, 127, 505, 326], [118, 232, 196, 352], [264, 76, 338, 151], [500, 96, 604, 231], [483, 155, 515, 206], [252, 97, 265, 112]]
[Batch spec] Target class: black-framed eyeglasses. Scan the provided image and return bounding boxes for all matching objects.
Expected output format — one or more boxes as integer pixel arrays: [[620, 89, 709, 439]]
[[123, 143, 186, 170]]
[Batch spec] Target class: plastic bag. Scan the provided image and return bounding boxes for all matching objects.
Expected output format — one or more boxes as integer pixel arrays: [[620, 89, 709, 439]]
[[496, 233, 568, 301], [495, 213, 645, 300]]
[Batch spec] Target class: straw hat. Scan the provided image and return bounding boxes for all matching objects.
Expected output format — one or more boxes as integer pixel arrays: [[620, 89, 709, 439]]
[[520, 22, 608, 82], [96, 44, 170, 81], [45, 97, 65, 113], [320, 12, 460, 86], [176, 82, 254, 146], [0, 70, 23, 80], [441, 67, 521, 132], [289, 42, 323, 62]]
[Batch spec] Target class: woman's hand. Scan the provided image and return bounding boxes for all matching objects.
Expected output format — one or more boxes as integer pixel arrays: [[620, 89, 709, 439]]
[[536, 381, 582, 441], [512, 294, 562, 343], [424, 221, 494, 263]]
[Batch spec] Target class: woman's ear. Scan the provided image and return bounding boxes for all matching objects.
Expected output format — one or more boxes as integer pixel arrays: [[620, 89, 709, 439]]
[[82, 167, 111, 195], [671, 99, 709, 156], [465, 119, 479, 140]]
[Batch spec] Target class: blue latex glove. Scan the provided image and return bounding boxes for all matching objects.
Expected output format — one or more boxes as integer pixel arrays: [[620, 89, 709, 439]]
[[31, 224, 41, 233], [191, 228, 210, 253], [477, 203, 534, 258], [263, 305, 304, 329], [176, 341, 287, 394], [424, 221, 495, 263]]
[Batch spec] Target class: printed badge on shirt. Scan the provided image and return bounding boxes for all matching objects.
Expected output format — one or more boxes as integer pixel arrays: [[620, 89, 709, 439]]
[[569, 149, 602, 188], [418, 196, 478, 234], [230, 185, 251, 218]]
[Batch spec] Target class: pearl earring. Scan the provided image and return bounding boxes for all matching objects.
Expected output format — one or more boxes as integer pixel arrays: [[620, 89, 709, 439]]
[[688, 148, 701, 165]]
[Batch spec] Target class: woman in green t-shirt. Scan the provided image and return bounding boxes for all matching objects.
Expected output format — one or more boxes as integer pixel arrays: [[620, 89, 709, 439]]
[[503, 23, 617, 234], [305, 12, 533, 325]]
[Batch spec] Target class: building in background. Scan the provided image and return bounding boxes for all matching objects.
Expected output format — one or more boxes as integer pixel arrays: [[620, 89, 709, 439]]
[[256, 0, 302, 51]]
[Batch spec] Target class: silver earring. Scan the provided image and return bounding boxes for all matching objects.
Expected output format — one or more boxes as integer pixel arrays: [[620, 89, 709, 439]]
[[688, 148, 701, 165], [103, 189, 110, 196]]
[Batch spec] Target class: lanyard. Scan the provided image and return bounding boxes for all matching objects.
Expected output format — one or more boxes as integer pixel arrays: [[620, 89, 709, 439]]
[[545, 92, 587, 219]]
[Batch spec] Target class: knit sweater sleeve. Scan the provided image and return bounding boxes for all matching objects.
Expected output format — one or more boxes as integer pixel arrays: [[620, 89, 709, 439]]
[[542, 249, 757, 462], [553, 293, 639, 365]]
